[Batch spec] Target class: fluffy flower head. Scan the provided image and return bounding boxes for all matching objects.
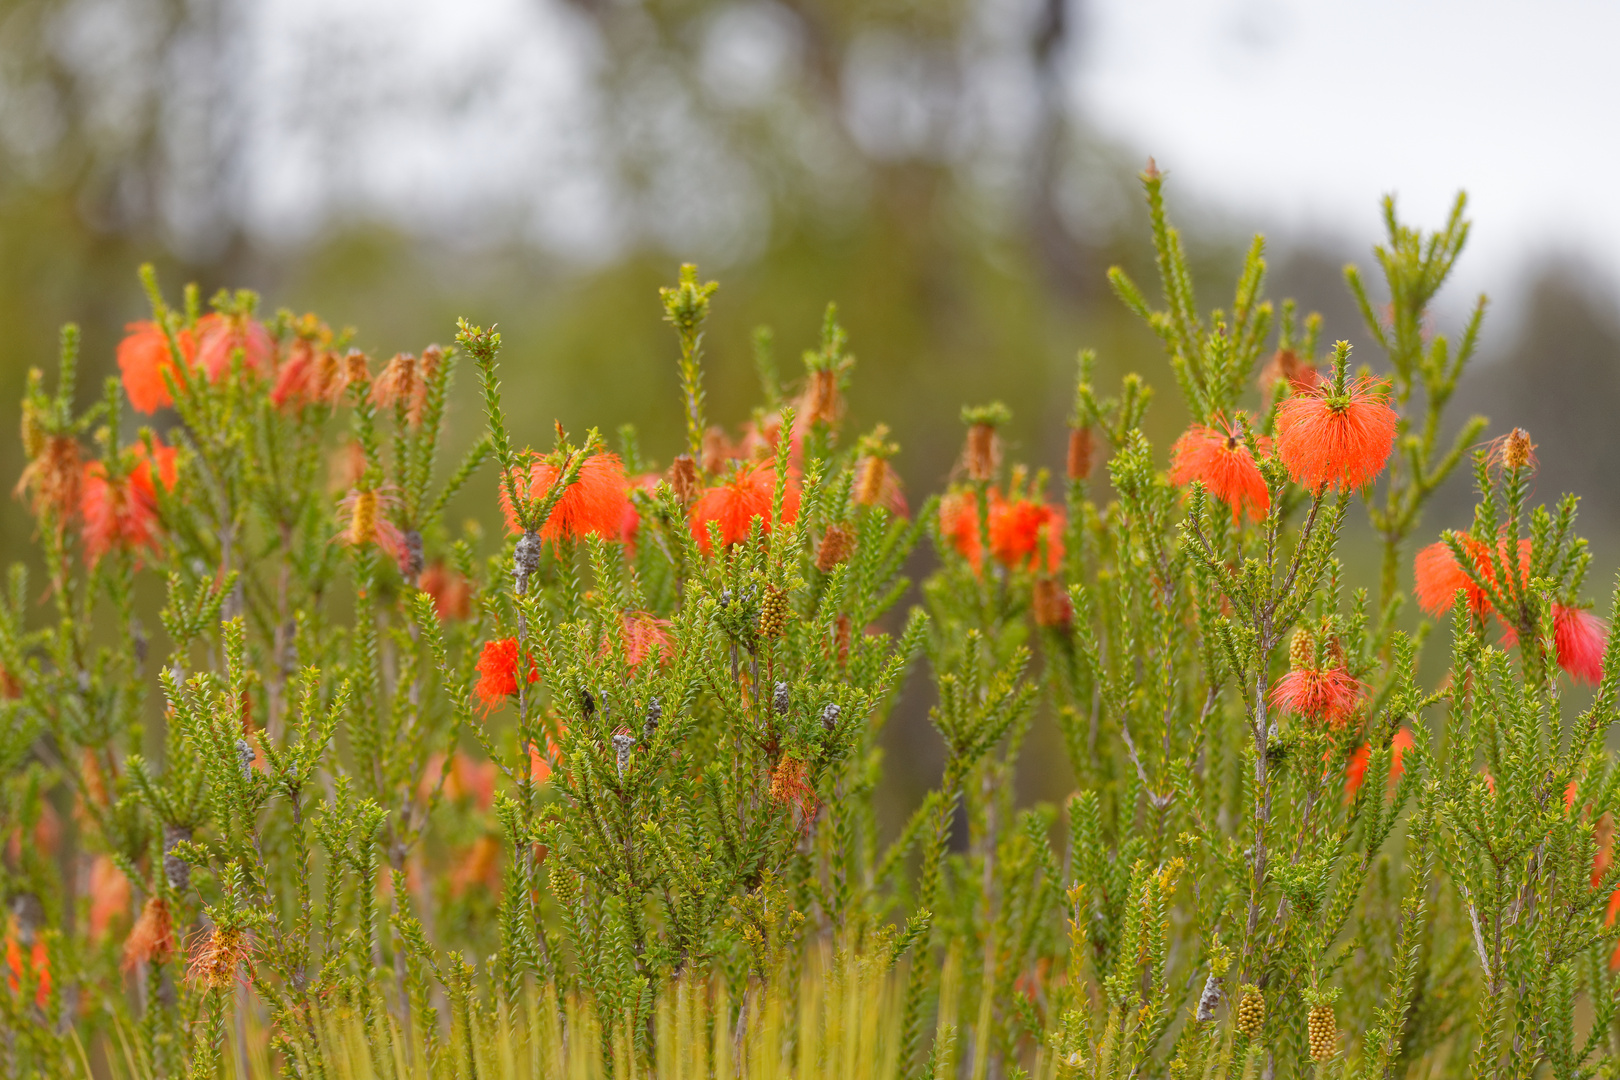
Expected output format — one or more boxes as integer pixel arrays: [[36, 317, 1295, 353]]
[[1274, 376, 1398, 492], [81, 439, 178, 565], [690, 463, 800, 553], [473, 637, 538, 713], [118, 322, 196, 413], [1169, 415, 1272, 522], [502, 451, 630, 546]]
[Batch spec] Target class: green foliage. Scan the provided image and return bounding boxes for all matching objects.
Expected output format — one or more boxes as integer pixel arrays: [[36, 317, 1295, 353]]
[[5, 174, 1620, 1080]]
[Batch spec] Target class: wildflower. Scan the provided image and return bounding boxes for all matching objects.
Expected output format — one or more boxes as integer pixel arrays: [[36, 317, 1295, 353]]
[[1067, 426, 1096, 481], [1274, 376, 1398, 492], [690, 463, 800, 554], [1271, 629, 1363, 728], [4, 926, 49, 1007], [473, 637, 538, 712], [1486, 427, 1536, 474], [451, 835, 502, 897], [501, 452, 630, 546], [81, 439, 179, 564], [337, 487, 410, 572], [419, 561, 472, 620], [769, 755, 816, 819], [989, 493, 1064, 573], [799, 368, 843, 426], [1344, 728, 1414, 801], [816, 523, 854, 572], [118, 321, 195, 413], [617, 613, 673, 668], [88, 855, 131, 942], [1413, 536, 1532, 617], [939, 489, 985, 570], [1033, 577, 1073, 631], [195, 312, 274, 381], [619, 473, 662, 555], [186, 923, 251, 988], [1258, 348, 1319, 402], [371, 351, 432, 425], [1168, 415, 1272, 522], [123, 897, 176, 970], [854, 455, 907, 516], [15, 434, 83, 522]]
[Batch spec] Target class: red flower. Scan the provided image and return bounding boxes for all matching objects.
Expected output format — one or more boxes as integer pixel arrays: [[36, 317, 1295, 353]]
[[88, 855, 131, 942], [690, 463, 801, 554], [1413, 536, 1531, 617], [1169, 416, 1272, 522], [271, 338, 326, 410], [1554, 604, 1608, 685], [195, 313, 274, 381], [616, 613, 673, 668], [4, 928, 49, 1007], [1271, 664, 1364, 728], [419, 561, 472, 620], [1274, 376, 1398, 492], [118, 322, 195, 413], [473, 637, 538, 713], [940, 490, 985, 570], [989, 495, 1064, 573], [1344, 728, 1415, 802], [81, 439, 179, 564], [450, 835, 502, 897], [502, 452, 630, 545]]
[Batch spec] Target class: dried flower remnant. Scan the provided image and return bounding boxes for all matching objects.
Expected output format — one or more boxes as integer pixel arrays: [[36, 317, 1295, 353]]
[[1067, 426, 1096, 481], [473, 637, 538, 713], [816, 523, 854, 573], [123, 897, 176, 970], [690, 463, 800, 553], [1274, 375, 1398, 492], [1169, 415, 1273, 522], [16, 434, 83, 523], [1487, 427, 1537, 473], [669, 454, 699, 500], [1033, 577, 1073, 631]]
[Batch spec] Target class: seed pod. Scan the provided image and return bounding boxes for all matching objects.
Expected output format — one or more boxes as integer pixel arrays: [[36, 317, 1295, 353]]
[[513, 531, 542, 593], [235, 738, 256, 778], [164, 824, 193, 893], [644, 697, 662, 742], [402, 530, 425, 579], [1067, 426, 1095, 481], [816, 524, 854, 573], [773, 682, 790, 714], [1307, 1003, 1336, 1061], [758, 584, 789, 639], [1498, 427, 1536, 472], [1235, 985, 1265, 1038], [612, 733, 635, 778], [670, 454, 699, 500], [1196, 974, 1223, 1022], [821, 703, 841, 734]]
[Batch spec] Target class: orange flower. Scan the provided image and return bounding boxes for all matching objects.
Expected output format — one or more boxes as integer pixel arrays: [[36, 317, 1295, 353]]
[[617, 613, 673, 668], [1554, 605, 1608, 685], [473, 637, 538, 713], [939, 490, 985, 570], [4, 928, 49, 1007], [270, 337, 326, 410], [450, 835, 502, 897], [118, 321, 196, 413], [529, 743, 555, 784], [81, 439, 179, 565], [1271, 645, 1364, 728], [195, 312, 274, 381], [690, 463, 801, 554], [989, 494, 1063, 573], [501, 452, 630, 545], [123, 897, 176, 970], [88, 855, 131, 941], [1274, 376, 1398, 492], [419, 752, 498, 811], [1413, 536, 1531, 618], [1169, 416, 1272, 522], [371, 351, 435, 425], [419, 561, 472, 620], [1344, 728, 1414, 801]]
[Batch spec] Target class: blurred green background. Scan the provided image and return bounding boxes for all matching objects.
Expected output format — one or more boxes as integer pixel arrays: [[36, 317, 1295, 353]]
[[4, 0, 1618, 814]]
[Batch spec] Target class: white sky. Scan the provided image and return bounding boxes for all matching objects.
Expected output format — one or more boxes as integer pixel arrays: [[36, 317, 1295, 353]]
[[243, 0, 1620, 298], [1075, 0, 1620, 298]]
